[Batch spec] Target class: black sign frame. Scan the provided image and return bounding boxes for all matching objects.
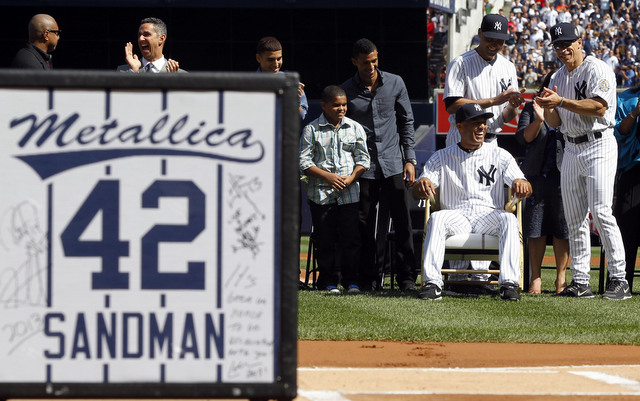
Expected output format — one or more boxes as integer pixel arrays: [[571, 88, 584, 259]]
[[0, 70, 299, 401]]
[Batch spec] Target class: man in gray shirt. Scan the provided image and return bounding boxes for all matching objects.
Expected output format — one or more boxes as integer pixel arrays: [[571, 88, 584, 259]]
[[341, 38, 417, 292]]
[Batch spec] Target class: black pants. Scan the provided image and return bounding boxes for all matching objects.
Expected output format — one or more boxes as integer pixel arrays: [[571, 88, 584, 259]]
[[309, 200, 360, 289], [359, 175, 416, 289], [614, 162, 640, 287]]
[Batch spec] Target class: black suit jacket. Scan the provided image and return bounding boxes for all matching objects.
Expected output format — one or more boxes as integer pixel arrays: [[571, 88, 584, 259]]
[[11, 43, 52, 70]]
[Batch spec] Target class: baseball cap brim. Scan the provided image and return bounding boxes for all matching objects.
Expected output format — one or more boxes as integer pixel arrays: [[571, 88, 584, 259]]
[[469, 111, 494, 122], [456, 111, 495, 124], [482, 31, 509, 40], [550, 37, 578, 44]]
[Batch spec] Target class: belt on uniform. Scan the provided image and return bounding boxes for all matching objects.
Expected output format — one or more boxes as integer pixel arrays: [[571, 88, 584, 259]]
[[566, 131, 602, 144], [485, 132, 496, 139]]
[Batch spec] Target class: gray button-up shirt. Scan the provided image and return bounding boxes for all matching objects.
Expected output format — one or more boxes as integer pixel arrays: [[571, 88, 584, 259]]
[[341, 69, 416, 179]]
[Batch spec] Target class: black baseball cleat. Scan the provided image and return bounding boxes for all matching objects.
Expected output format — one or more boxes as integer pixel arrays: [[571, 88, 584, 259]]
[[602, 279, 632, 300], [419, 283, 443, 300], [499, 283, 521, 301], [553, 281, 594, 298]]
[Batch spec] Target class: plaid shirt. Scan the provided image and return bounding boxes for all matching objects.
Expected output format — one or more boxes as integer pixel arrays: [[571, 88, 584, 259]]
[[300, 114, 370, 205]]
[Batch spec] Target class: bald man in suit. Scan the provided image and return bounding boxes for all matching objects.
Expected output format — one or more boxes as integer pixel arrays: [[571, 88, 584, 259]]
[[11, 14, 61, 70]]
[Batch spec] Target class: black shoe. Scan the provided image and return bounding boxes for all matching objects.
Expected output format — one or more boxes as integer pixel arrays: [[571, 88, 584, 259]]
[[602, 279, 631, 300], [419, 283, 443, 300], [444, 283, 467, 294], [399, 282, 418, 292], [499, 283, 521, 301], [553, 281, 594, 298], [299, 281, 311, 291], [467, 284, 499, 296], [360, 279, 381, 292]]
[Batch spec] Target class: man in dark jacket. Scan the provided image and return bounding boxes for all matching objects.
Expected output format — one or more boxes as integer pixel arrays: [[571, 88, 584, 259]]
[[11, 14, 60, 70], [340, 38, 418, 292]]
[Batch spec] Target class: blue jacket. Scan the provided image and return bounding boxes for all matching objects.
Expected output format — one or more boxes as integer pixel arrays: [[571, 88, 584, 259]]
[[614, 88, 640, 174]]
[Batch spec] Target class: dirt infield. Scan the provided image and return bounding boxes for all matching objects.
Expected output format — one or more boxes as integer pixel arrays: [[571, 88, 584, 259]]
[[296, 341, 640, 400], [298, 341, 640, 368]]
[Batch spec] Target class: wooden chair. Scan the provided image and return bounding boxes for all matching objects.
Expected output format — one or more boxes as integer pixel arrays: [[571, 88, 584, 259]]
[[304, 228, 319, 289], [424, 187, 525, 290]]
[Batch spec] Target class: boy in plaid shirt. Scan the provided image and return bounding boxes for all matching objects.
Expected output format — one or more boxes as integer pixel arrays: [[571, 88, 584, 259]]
[[299, 85, 370, 293]]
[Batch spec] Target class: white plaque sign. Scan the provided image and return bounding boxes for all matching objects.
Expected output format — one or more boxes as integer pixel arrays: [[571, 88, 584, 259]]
[[0, 72, 298, 400]]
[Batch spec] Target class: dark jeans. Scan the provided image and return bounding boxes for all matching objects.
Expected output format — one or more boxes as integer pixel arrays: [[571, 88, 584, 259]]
[[614, 162, 640, 287], [309, 200, 360, 289], [359, 175, 416, 289]]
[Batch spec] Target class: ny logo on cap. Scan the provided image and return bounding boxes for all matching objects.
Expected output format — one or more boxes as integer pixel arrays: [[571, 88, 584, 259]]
[[494, 21, 503, 31], [474, 104, 483, 111], [555, 26, 563, 36]]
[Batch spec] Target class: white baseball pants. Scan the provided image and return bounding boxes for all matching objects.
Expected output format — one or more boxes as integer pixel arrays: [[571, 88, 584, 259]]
[[422, 208, 521, 288]]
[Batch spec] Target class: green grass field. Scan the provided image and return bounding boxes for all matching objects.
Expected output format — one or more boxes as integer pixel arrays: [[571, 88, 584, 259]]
[[298, 236, 640, 345]]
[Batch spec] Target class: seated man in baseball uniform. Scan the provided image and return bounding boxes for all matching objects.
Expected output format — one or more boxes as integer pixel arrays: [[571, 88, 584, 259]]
[[412, 103, 532, 301]]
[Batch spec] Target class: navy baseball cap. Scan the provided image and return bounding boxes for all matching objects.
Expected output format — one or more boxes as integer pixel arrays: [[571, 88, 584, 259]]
[[481, 14, 509, 40], [455, 103, 494, 124], [550, 22, 580, 44]]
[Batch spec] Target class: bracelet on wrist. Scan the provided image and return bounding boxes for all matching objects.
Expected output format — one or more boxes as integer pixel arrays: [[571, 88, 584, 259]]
[[558, 97, 564, 108]]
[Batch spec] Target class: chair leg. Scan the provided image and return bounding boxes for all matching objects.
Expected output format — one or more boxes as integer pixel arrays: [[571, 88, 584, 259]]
[[311, 247, 319, 289], [598, 245, 607, 294], [523, 238, 530, 292], [387, 239, 393, 289], [305, 235, 318, 289]]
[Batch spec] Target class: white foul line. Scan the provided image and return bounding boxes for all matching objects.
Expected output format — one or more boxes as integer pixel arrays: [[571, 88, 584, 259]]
[[297, 366, 640, 399], [570, 371, 640, 392], [299, 364, 640, 373], [297, 390, 351, 401]]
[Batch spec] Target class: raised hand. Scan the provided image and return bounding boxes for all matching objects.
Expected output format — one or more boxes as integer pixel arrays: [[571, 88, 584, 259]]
[[124, 42, 142, 72]]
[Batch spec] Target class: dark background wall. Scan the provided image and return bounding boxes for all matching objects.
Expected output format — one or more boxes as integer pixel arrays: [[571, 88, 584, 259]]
[[0, 1, 428, 102]]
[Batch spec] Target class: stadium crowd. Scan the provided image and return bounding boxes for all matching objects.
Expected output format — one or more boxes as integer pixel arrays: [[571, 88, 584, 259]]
[[429, 0, 640, 89]]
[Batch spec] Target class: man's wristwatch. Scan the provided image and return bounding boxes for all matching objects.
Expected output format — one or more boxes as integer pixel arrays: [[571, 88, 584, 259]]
[[406, 158, 417, 166]]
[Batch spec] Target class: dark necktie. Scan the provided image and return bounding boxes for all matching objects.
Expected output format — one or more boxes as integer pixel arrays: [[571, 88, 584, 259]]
[[144, 63, 152, 73]]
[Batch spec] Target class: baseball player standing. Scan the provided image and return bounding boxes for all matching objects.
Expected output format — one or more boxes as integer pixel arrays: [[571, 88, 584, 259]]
[[443, 14, 526, 148], [413, 103, 532, 301], [536, 22, 631, 300]]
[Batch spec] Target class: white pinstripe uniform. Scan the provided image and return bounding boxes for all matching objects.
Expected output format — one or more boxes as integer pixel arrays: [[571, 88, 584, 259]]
[[551, 55, 627, 284], [419, 144, 526, 288], [444, 50, 520, 148], [443, 49, 520, 276]]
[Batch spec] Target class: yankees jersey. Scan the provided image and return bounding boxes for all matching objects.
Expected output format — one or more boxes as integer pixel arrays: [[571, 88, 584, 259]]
[[444, 50, 520, 141], [550, 55, 617, 137], [419, 143, 525, 212]]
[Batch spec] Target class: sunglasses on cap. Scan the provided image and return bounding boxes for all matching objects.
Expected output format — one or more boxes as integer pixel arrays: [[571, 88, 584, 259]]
[[553, 40, 576, 50]]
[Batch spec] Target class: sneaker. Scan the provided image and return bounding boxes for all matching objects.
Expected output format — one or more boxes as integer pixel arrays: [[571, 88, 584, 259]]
[[499, 283, 521, 301], [602, 279, 632, 300], [326, 285, 340, 294], [346, 285, 361, 294], [553, 281, 594, 298], [419, 283, 443, 300], [467, 284, 500, 296]]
